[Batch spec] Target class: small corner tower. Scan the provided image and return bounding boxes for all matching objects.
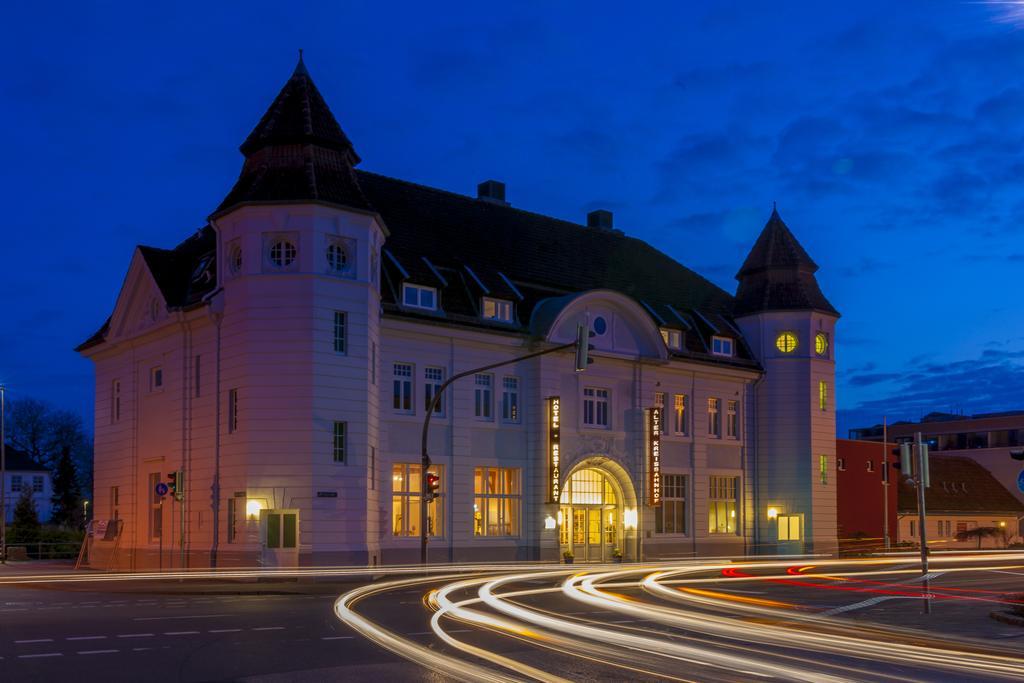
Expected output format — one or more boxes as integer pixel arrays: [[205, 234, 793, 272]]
[[733, 207, 839, 554]]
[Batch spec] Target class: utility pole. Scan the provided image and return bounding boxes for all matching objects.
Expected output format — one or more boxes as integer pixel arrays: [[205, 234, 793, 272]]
[[882, 417, 890, 551], [901, 431, 930, 614], [1, 383, 6, 565]]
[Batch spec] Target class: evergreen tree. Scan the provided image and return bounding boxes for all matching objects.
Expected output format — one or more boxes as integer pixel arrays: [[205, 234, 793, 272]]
[[9, 488, 41, 544], [50, 445, 82, 528]]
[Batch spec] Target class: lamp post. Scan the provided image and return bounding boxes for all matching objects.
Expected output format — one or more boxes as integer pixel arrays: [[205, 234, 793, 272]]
[[1, 383, 6, 565]]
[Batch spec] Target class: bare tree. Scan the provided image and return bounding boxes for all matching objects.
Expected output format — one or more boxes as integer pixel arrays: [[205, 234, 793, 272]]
[[7, 398, 52, 465]]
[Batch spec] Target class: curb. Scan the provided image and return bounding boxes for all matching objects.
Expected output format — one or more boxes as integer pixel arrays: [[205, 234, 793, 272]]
[[990, 610, 1024, 627]]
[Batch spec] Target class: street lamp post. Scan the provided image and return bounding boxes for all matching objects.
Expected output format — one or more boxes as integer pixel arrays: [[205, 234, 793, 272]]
[[1, 383, 6, 565]]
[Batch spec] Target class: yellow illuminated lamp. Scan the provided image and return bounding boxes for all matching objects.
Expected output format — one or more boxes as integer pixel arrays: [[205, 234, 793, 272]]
[[246, 499, 263, 521], [623, 508, 638, 529], [767, 507, 779, 519], [776, 332, 798, 353], [815, 333, 828, 355], [1000, 521, 1007, 528], [544, 515, 556, 530]]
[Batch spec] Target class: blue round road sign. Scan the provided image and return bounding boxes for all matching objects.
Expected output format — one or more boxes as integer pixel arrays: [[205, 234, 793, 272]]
[[1017, 469, 1024, 494], [155, 482, 169, 497]]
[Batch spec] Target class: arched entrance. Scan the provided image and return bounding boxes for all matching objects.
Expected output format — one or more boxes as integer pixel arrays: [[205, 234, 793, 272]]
[[559, 463, 634, 562]]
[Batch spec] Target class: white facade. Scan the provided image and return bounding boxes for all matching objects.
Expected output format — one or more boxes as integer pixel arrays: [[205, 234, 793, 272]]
[[2, 467, 53, 524]]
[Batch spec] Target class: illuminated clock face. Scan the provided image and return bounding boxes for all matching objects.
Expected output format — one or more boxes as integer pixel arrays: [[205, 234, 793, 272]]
[[815, 333, 828, 356], [775, 332, 798, 353]]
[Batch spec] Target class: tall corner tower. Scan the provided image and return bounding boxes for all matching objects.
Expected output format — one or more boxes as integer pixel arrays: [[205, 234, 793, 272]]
[[208, 53, 385, 566], [733, 207, 840, 554]]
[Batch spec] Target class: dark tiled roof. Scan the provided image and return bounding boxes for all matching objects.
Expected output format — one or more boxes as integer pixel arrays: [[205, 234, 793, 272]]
[[897, 455, 1024, 513], [733, 208, 839, 317], [1, 445, 48, 472]]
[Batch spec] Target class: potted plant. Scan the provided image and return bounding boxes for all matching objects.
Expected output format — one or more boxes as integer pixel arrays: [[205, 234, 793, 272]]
[[562, 550, 574, 564], [611, 548, 623, 563]]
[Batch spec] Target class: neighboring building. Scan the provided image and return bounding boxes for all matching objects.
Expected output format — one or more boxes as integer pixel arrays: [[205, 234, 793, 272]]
[[835, 439, 898, 549], [850, 411, 1024, 504], [2, 446, 53, 524], [76, 57, 840, 569], [897, 455, 1024, 548]]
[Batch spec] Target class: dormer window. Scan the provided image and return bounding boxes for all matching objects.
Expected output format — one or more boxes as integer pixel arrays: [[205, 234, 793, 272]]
[[711, 336, 734, 356], [482, 297, 513, 322], [402, 283, 437, 311], [660, 328, 683, 351]]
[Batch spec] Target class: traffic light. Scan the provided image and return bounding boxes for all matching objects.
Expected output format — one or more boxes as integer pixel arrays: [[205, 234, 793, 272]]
[[167, 470, 184, 501], [574, 324, 595, 372], [899, 443, 912, 474], [425, 471, 440, 501]]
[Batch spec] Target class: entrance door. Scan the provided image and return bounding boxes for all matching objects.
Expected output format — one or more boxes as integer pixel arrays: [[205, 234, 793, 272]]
[[261, 509, 299, 567], [559, 468, 622, 562]]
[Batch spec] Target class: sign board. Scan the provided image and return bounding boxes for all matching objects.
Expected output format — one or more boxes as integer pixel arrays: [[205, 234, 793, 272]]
[[154, 482, 169, 497], [648, 406, 662, 506], [316, 491, 338, 498], [1017, 469, 1024, 494], [94, 520, 108, 537], [548, 397, 561, 503]]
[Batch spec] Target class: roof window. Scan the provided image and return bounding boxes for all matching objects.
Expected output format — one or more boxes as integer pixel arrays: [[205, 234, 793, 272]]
[[711, 336, 734, 357], [482, 297, 513, 323], [661, 328, 683, 351], [402, 283, 437, 311]]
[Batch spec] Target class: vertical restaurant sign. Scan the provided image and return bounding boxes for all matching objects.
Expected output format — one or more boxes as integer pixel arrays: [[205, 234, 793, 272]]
[[649, 406, 662, 506], [548, 397, 561, 503]]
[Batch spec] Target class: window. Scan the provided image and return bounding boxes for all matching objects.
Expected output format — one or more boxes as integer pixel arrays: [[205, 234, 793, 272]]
[[819, 455, 828, 485], [819, 381, 828, 411], [326, 242, 349, 272], [11, 475, 22, 493], [333, 421, 347, 463], [910, 520, 917, 537], [776, 332, 798, 353], [474, 374, 493, 420], [369, 447, 376, 490], [194, 355, 201, 398], [583, 387, 610, 428], [866, 460, 874, 473], [501, 376, 520, 423], [837, 457, 846, 471], [228, 389, 238, 433], [392, 463, 443, 537], [111, 379, 121, 423], [32, 476, 43, 493], [655, 474, 687, 534], [148, 472, 163, 542], [425, 367, 445, 415], [726, 400, 739, 439], [777, 514, 802, 541], [711, 336, 734, 356], [371, 343, 376, 385], [227, 497, 237, 543], [110, 486, 120, 521], [270, 240, 296, 267], [673, 394, 688, 435], [333, 311, 347, 354], [150, 366, 163, 392], [229, 245, 242, 274], [815, 333, 829, 356], [402, 283, 437, 310], [473, 467, 521, 537], [661, 328, 683, 351], [393, 363, 413, 413], [707, 398, 721, 437], [654, 392, 665, 409], [482, 297, 513, 322], [708, 475, 738, 534]]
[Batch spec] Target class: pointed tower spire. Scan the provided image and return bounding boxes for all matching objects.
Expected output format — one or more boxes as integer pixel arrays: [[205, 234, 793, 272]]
[[214, 55, 370, 216], [733, 207, 838, 317]]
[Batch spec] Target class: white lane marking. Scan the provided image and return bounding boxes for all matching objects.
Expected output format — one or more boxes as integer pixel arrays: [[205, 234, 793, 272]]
[[321, 636, 353, 640], [208, 628, 241, 633], [250, 627, 284, 631], [991, 570, 1024, 576], [132, 647, 155, 651], [906, 571, 944, 583], [16, 638, 54, 644], [134, 613, 233, 621], [822, 595, 923, 616], [19, 652, 62, 658], [67, 636, 106, 641], [164, 631, 200, 636], [116, 633, 154, 638], [78, 649, 118, 655]]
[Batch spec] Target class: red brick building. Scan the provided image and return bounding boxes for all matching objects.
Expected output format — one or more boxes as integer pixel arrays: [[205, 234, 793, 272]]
[[836, 439, 897, 549]]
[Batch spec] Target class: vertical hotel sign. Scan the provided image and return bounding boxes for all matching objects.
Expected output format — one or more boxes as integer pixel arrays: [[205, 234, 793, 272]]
[[648, 406, 662, 506], [548, 397, 561, 503]]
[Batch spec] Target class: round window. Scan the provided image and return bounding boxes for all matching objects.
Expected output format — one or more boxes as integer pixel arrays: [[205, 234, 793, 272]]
[[230, 246, 242, 274], [775, 332, 798, 353], [593, 316, 608, 336], [270, 240, 296, 267], [815, 333, 828, 356], [326, 243, 349, 272]]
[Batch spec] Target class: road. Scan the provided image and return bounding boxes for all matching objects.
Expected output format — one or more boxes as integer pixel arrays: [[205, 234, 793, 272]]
[[1, 553, 1023, 681]]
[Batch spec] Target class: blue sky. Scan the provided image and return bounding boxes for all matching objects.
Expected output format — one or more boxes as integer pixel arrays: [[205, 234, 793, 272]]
[[2, 1, 1022, 434]]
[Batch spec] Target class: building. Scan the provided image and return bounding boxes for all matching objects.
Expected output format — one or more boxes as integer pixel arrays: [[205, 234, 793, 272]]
[[850, 411, 1024, 505], [897, 455, 1024, 548], [76, 57, 840, 569], [2, 446, 53, 524], [835, 439, 897, 551]]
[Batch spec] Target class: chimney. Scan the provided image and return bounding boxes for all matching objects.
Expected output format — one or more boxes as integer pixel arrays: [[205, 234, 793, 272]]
[[477, 180, 508, 205], [587, 209, 613, 231]]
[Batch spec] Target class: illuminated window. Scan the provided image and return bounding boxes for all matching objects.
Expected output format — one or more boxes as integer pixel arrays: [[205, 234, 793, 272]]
[[482, 297, 513, 322], [819, 455, 828, 485], [333, 311, 347, 354], [674, 394, 688, 435], [270, 240, 296, 267], [777, 514, 801, 541], [474, 467, 520, 537], [661, 328, 683, 351], [474, 374, 493, 420], [726, 400, 739, 439], [819, 381, 828, 411], [711, 336, 733, 356], [708, 475, 738, 534], [654, 392, 665, 409], [775, 332, 798, 353], [501, 376, 520, 423], [332, 422, 347, 463], [583, 387, 610, 428], [707, 398, 721, 437], [815, 333, 829, 356], [424, 367, 445, 416], [393, 363, 413, 414], [655, 474, 687, 534], [392, 463, 443, 537], [402, 283, 437, 310]]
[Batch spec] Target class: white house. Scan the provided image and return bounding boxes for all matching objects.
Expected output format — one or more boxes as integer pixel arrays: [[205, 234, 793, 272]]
[[77, 57, 840, 569], [2, 446, 53, 524]]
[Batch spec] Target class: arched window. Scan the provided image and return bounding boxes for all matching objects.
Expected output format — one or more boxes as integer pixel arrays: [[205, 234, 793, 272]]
[[270, 240, 296, 267], [775, 332, 798, 353]]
